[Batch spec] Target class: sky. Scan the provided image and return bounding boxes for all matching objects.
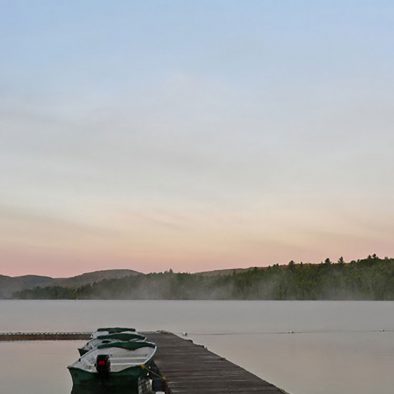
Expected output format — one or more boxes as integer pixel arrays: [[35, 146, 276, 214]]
[[1, 1, 394, 276]]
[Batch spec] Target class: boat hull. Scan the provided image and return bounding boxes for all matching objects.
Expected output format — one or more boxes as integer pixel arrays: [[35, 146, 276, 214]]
[[68, 365, 147, 388]]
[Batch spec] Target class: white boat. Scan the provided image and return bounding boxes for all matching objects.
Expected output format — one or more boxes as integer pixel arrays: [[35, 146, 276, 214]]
[[68, 341, 157, 388]]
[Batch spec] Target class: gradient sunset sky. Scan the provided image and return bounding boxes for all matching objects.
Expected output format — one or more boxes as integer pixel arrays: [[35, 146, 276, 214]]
[[1, 1, 394, 276]]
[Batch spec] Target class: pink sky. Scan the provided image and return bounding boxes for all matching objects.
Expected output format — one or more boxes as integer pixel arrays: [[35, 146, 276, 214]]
[[1, 200, 393, 277]]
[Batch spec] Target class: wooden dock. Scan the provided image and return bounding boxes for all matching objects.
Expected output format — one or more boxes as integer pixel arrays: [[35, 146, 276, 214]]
[[0, 331, 288, 393], [144, 331, 287, 394]]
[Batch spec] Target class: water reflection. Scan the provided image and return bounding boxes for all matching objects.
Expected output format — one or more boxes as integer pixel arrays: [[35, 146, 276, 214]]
[[71, 385, 138, 394]]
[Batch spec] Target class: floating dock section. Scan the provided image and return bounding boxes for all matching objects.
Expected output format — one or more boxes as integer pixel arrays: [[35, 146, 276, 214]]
[[0, 332, 90, 341], [0, 330, 288, 393]]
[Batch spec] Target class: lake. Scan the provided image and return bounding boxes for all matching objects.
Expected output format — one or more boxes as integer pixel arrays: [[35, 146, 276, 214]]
[[0, 300, 393, 394]]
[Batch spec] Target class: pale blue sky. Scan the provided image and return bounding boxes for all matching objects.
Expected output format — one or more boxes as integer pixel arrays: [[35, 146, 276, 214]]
[[1, 1, 394, 275]]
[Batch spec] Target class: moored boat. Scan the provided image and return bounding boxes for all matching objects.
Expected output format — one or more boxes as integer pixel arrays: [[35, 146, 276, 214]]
[[90, 327, 136, 339], [78, 332, 147, 356], [68, 341, 157, 388]]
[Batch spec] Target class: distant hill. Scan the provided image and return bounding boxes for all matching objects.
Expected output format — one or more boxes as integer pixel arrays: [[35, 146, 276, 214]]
[[196, 267, 263, 276], [55, 269, 141, 288], [0, 269, 141, 298], [0, 275, 53, 298]]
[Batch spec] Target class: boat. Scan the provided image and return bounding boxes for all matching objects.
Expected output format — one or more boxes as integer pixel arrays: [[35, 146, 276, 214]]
[[68, 341, 157, 388], [90, 327, 136, 339], [78, 332, 147, 356]]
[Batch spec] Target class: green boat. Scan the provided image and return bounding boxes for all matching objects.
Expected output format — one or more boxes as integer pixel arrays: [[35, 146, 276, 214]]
[[91, 327, 136, 339], [68, 341, 157, 388], [78, 332, 147, 356]]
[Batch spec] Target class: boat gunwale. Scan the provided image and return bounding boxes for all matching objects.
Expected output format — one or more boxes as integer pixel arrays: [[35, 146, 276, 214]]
[[68, 344, 157, 374]]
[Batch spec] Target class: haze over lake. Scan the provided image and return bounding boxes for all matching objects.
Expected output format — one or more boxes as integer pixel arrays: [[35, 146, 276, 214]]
[[1, 300, 393, 394]]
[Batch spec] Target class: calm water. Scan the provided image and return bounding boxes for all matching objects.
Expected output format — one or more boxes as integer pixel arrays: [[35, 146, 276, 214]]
[[1, 300, 394, 394]]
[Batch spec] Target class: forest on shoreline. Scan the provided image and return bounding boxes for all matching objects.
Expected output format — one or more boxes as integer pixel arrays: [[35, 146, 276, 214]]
[[12, 255, 394, 300]]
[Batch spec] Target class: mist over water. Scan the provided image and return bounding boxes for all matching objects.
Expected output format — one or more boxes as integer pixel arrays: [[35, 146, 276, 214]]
[[0, 300, 393, 394]]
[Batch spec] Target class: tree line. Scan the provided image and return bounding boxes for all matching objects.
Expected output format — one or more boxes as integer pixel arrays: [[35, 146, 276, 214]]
[[13, 255, 394, 300]]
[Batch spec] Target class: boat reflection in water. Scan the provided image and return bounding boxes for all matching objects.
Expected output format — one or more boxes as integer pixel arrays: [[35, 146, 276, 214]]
[[71, 384, 139, 394]]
